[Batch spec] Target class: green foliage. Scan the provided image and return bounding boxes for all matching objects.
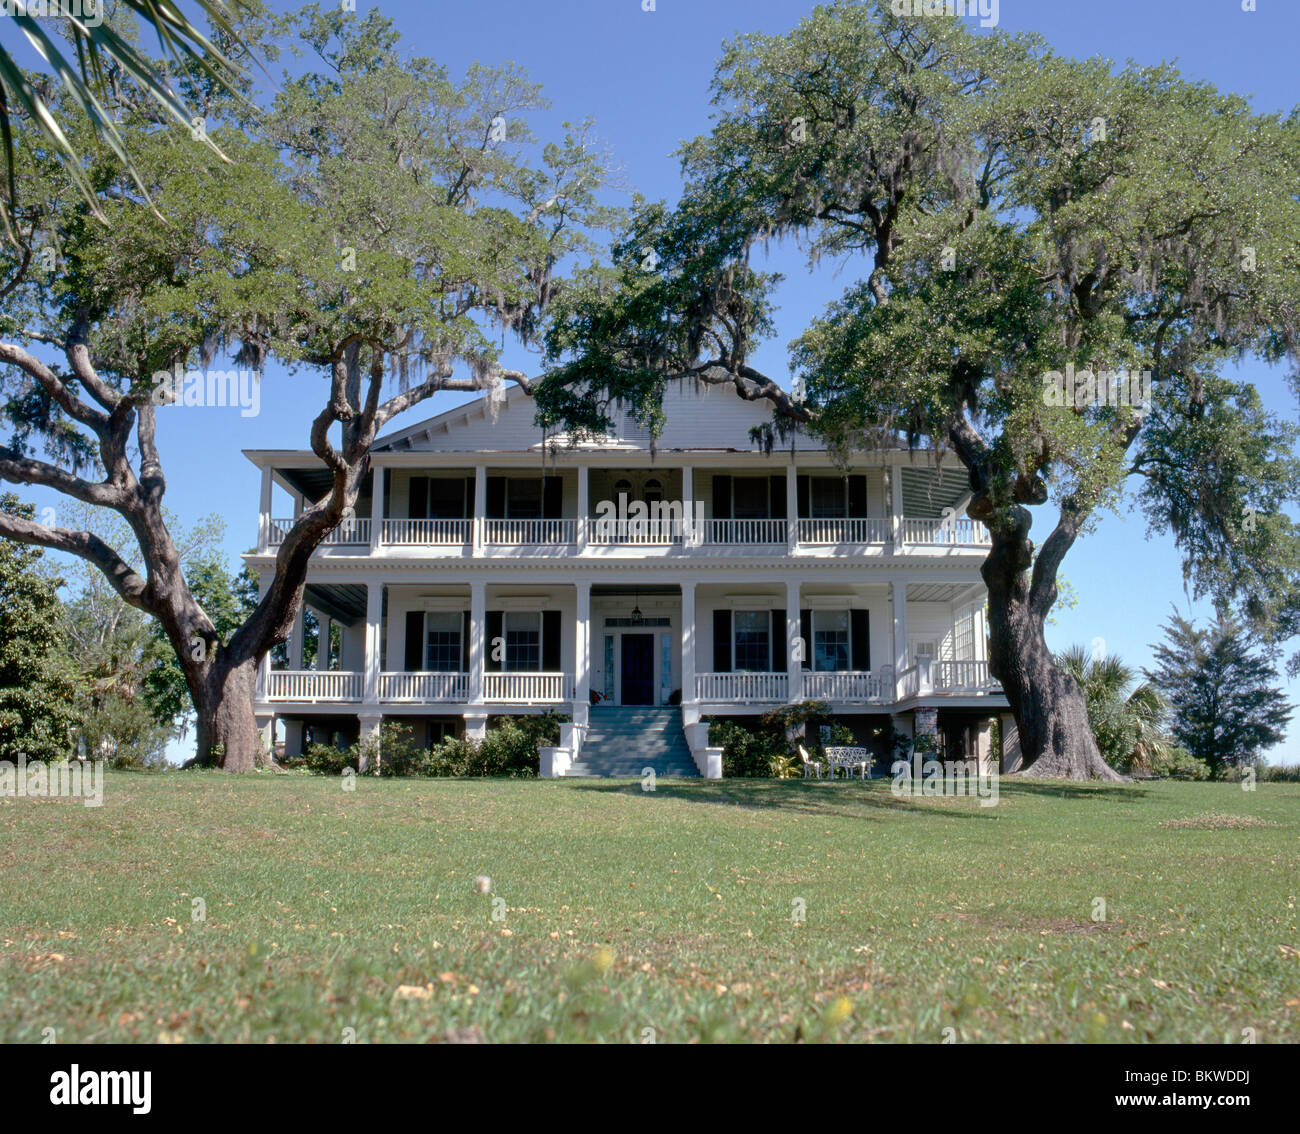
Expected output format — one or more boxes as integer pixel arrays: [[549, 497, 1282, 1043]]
[[708, 701, 853, 777], [1146, 611, 1292, 777], [0, 495, 78, 761], [309, 713, 568, 778], [1057, 645, 1173, 774], [535, 0, 1300, 682]]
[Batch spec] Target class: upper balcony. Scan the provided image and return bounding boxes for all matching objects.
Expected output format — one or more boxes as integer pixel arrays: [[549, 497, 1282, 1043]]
[[252, 463, 988, 562]]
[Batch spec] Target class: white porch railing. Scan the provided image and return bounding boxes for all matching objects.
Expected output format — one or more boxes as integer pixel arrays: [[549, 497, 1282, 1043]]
[[379, 671, 468, 702], [695, 672, 789, 702], [901, 517, 990, 546], [801, 669, 893, 702], [381, 519, 471, 546], [588, 518, 684, 545], [703, 518, 787, 545], [263, 670, 363, 702], [933, 659, 1001, 692], [483, 518, 576, 545], [266, 517, 370, 547], [898, 659, 1001, 697], [484, 671, 570, 703], [797, 518, 890, 545]]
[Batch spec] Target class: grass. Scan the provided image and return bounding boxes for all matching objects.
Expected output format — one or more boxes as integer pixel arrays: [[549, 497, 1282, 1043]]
[[2, 772, 1298, 1043]]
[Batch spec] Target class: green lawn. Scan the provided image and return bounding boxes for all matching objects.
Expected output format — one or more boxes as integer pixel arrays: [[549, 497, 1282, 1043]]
[[2, 772, 1297, 1043]]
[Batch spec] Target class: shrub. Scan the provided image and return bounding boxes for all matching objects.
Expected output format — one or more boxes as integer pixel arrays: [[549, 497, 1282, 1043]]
[[302, 741, 356, 776], [708, 702, 857, 777]]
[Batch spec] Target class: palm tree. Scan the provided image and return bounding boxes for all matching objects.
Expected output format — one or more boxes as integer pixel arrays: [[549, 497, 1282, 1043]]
[[1057, 645, 1173, 773], [0, 1, 252, 230]]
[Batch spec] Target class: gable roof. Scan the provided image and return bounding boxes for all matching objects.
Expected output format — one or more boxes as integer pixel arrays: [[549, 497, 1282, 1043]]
[[371, 378, 795, 454]]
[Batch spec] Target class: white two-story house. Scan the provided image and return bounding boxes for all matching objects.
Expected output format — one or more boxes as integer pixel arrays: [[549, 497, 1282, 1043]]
[[244, 380, 1010, 777]]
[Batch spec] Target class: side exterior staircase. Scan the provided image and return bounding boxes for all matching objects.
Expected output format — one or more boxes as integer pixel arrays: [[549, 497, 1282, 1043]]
[[567, 706, 700, 778]]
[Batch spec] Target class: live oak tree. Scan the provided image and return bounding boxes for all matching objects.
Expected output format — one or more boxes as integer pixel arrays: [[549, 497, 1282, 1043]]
[[0, 6, 615, 770], [534, 1, 1300, 780], [0, 494, 79, 762]]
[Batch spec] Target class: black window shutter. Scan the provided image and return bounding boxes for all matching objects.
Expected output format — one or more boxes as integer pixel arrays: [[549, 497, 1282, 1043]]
[[851, 609, 870, 671], [542, 610, 562, 671], [713, 475, 732, 519], [486, 477, 507, 518], [769, 476, 787, 519], [543, 476, 563, 520], [404, 610, 425, 671], [712, 609, 732, 672], [848, 475, 868, 518], [800, 609, 813, 671], [485, 610, 504, 672], [408, 476, 429, 520], [796, 475, 810, 518], [772, 609, 785, 673], [461, 611, 471, 672]]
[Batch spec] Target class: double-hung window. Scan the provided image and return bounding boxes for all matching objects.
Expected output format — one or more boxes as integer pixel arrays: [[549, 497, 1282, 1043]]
[[810, 477, 847, 518], [812, 610, 851, 672], [424, 612, 462, 672], [734, 611, 772, 672], [505, 612, 542, 671]]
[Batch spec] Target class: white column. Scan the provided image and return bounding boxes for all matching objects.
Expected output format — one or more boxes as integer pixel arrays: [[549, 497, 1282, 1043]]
[[469, 581, 486, 703], [364, 583, 382, 704], [258, 465, 273, 553], [577, 465, 590, 554], [681, 465, 695, 544], [289, 606, 305, 670], [891, 579, 908, 688], [786, 580, 802, 702], [574, 581, 591, 718], [370, 464, 385, 552], [681, 580, 697, 706], [890, 464, 905, 549], [319, 615, 332, 671], [786, 465, 799, 552], [473, 465, 487, 555]]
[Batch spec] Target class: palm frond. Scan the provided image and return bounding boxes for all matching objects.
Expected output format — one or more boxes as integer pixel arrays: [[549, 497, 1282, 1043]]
[[0, 1, 255, 233]]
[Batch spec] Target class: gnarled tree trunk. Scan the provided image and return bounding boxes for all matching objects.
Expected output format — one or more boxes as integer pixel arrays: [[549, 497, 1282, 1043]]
[[983, 530, 1122, 781], [192, 657, 265, 772]]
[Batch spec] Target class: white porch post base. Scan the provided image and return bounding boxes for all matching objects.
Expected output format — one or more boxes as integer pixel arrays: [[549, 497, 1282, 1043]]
[[464, 712, 489, 741], [999, 712, 1021, 773], [255, 713, 275, 757], [358, 713, 382, 772], [283, 720, 305, 760]]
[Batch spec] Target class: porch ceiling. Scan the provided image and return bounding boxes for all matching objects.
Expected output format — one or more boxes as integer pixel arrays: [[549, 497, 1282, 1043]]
[[900, 466, 969, 518], [303, 583, 367, 626]]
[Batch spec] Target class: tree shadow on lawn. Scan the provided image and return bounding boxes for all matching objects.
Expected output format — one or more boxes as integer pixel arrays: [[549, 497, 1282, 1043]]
[[996, 779, 1152, 801], [566, 777, 1004, 820]]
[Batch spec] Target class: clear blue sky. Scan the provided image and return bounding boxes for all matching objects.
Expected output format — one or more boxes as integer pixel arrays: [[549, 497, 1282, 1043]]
[[20, 1, 1300, 762]]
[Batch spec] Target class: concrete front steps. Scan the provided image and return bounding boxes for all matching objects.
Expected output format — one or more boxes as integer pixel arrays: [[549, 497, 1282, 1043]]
[[567, 706, 699, 778]]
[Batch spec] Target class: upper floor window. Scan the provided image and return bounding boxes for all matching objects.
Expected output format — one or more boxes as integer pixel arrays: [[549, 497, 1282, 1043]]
[[810, 477, 847, 519], [812, 610, 851, 672], [425, 612, 463, 672], [507, 479, 543, 519], [732, 477, 770, 519], [643, 478, 664, 506], [505, 612, 542, 671], [734, 610, 772, 672]]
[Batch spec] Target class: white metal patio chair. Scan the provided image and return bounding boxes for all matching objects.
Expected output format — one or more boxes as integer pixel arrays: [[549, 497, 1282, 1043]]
[[825, 745, 872, 780], [798, 744, 824, 779]]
